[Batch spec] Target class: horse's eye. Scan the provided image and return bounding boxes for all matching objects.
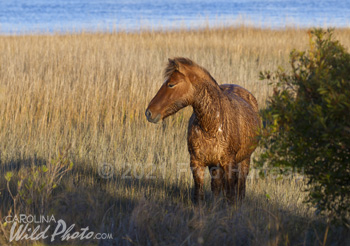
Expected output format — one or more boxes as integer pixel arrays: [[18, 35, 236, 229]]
[[168, 84, 175, 88]]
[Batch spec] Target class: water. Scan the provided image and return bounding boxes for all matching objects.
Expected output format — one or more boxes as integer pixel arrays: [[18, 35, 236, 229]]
[[0, 0, 349, 34]]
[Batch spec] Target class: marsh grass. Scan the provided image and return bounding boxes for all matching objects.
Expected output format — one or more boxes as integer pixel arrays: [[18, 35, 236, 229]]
[[0, 26, 350, 245]]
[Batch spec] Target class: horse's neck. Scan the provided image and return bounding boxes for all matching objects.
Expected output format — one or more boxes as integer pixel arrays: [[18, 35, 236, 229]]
[[192, 82, 224, 132]]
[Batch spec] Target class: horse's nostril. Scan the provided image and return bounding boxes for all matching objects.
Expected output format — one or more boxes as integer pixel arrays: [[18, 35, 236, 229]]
[[145, 109, 152, 119]]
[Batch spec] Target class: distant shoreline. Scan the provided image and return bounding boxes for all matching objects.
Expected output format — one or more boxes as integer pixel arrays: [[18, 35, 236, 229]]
[[1, 21, 349, 36]]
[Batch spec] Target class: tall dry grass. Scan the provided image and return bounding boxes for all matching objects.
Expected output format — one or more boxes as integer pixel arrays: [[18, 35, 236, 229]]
[[0, 26, 350, 245]]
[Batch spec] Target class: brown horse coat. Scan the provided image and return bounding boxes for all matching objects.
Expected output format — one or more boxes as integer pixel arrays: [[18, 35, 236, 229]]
[[146, 58, 260, 202]]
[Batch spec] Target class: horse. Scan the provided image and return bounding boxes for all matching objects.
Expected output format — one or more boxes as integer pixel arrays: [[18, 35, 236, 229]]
[[145, 57, 260, 202]]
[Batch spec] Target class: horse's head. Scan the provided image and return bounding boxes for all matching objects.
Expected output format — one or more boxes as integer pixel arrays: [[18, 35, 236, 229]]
[[145, 58, 195, 123]]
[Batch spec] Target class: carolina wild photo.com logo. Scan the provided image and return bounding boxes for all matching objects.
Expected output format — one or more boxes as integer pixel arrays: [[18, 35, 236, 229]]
[[4, 214, 113, 243]]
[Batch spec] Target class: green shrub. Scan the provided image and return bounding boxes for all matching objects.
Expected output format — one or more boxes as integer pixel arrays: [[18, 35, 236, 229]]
[[0, 150, 73, 244], [257, 29, 350, 226]]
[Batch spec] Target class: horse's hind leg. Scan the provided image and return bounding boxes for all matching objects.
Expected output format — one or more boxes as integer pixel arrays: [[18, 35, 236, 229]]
[[222, 160, 239, 202], [238, 158, 250, 199], [209, 165, 224, 198]]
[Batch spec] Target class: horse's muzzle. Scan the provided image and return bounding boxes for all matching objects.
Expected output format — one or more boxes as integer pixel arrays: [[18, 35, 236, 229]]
[[145, 109, 161, 123]]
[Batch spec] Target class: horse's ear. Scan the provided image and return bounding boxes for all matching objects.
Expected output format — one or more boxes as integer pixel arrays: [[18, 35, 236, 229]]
[[169, 58, 186, 75], [168, 58, 179, 70]]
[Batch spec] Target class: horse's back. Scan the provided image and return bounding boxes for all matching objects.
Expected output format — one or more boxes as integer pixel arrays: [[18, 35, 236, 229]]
[[220, 84, 259, 112]]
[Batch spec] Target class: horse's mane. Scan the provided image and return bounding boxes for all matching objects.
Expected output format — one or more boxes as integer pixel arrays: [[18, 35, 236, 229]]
[[164, 57, 218, 85]]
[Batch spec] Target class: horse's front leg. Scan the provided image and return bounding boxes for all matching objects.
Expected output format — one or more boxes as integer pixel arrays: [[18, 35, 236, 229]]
[[222, 159, 239, 202], [191, 159, 205, 203], [209, 165, 224, 198]]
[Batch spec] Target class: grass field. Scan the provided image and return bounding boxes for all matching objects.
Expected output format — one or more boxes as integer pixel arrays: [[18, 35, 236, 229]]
[[0, 26, 350, 245]]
